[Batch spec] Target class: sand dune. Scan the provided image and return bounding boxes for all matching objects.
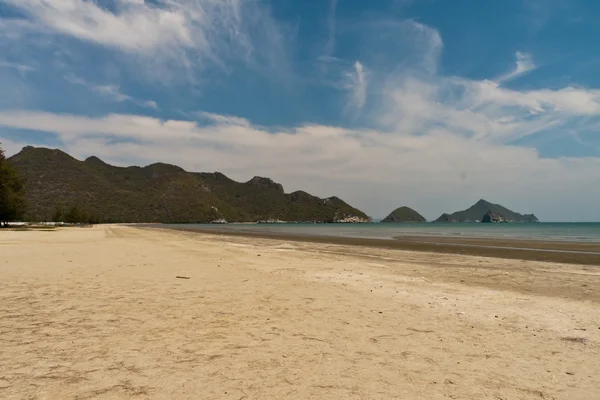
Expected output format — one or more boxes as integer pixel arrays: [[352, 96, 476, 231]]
[[1, 225, 599, 399]]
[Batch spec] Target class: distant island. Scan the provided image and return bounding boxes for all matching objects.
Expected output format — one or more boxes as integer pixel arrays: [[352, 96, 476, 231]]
[[8, 146, 370, 224], [381, 206, 426, 223], [434, 199, 539, 223]]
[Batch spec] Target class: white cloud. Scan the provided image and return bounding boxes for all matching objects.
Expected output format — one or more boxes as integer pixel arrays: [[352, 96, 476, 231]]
[[3, 0, 192, 53], [497, 51, 537, 83], [1, 108, 600, 221], [64, 74, 158, 110], [380, 75, 600, 146]]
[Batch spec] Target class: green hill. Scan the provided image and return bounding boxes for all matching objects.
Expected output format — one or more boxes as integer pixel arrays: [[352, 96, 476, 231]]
[[8, 146, 369, 224], [434, 199, 539, 223], [381, 206, 426, 223]]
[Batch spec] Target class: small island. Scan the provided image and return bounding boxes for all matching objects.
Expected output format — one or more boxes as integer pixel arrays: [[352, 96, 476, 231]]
[[434, 199, 539, 223], [381, 206, 426, 223]]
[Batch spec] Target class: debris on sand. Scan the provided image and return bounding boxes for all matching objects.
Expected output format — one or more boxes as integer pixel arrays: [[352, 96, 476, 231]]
[[561, 336, 587, 344]]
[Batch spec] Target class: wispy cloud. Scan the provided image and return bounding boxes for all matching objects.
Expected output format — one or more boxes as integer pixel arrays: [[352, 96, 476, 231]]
[[0, 61, 35, 75], [345, 61, 368, 110], [1, 0, 290, 83], [523, 0, 573, 33], [64, 74, 158, 110], [381, 75, 600, 150], [324, 0, 338, 58], [196, 111, 250, 127], [0, 18, 44, 40], [143, 101, 159, 111], [3, 0, 192, 53], [65, 75, 130, 102], [497, 51, 537, 83]]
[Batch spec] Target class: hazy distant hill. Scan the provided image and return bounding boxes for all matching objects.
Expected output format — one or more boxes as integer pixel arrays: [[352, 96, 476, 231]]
[[381, 206, 426, 223], [434, 199, 539, 223], [8, 146, 369, 223]]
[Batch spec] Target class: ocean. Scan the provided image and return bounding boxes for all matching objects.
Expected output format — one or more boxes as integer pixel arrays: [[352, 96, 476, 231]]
[[160, 222, 600, 243]]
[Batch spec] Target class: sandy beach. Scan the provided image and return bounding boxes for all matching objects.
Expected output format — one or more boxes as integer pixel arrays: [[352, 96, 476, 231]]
[[1, 225, 599, 399]]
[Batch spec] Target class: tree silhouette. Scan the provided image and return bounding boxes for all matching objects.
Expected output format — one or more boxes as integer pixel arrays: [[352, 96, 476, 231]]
[[0, 143, 27, 226]]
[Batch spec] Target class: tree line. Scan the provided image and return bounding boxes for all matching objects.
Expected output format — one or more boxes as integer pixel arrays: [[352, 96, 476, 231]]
[[51, 205, 100, 224]]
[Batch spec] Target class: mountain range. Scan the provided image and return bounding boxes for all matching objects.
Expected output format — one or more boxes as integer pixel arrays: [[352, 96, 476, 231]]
[[8, 146, 369, 224], [7, 147, 541, 225]]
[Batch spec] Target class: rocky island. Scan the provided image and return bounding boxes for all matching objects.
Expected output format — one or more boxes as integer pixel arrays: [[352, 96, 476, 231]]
[[434, 199, 539, 223], [8, 146, 369, 224], [381, 206, 426, 223]]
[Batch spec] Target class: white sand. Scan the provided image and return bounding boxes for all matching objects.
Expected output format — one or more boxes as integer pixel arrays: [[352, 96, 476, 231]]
[[1, 225, 599, 399]]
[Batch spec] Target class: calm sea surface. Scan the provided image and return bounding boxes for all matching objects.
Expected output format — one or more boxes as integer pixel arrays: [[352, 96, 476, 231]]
[[161, 222, 600, 243]]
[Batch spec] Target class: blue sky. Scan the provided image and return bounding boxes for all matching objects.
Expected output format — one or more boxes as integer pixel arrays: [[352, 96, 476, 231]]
[[1, 0, 600, 221]]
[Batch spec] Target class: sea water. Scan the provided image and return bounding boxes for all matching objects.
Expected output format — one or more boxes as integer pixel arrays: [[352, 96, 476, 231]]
[[160, 222, 600, 243]]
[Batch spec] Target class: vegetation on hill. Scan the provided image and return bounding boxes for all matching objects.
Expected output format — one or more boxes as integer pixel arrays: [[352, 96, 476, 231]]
[[434, 199, 539, 223], [8, 146, 369, 224], [381, 206, 426, 223], [0, 143, 26, 226]]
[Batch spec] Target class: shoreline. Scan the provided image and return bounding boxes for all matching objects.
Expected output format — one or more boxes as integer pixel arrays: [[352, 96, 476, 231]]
[[149, 225, 600, 265]]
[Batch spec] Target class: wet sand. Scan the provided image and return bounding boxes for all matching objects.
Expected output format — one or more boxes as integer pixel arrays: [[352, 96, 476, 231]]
[[1, 225, 599, 399], [157, 225, 600, 266]]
